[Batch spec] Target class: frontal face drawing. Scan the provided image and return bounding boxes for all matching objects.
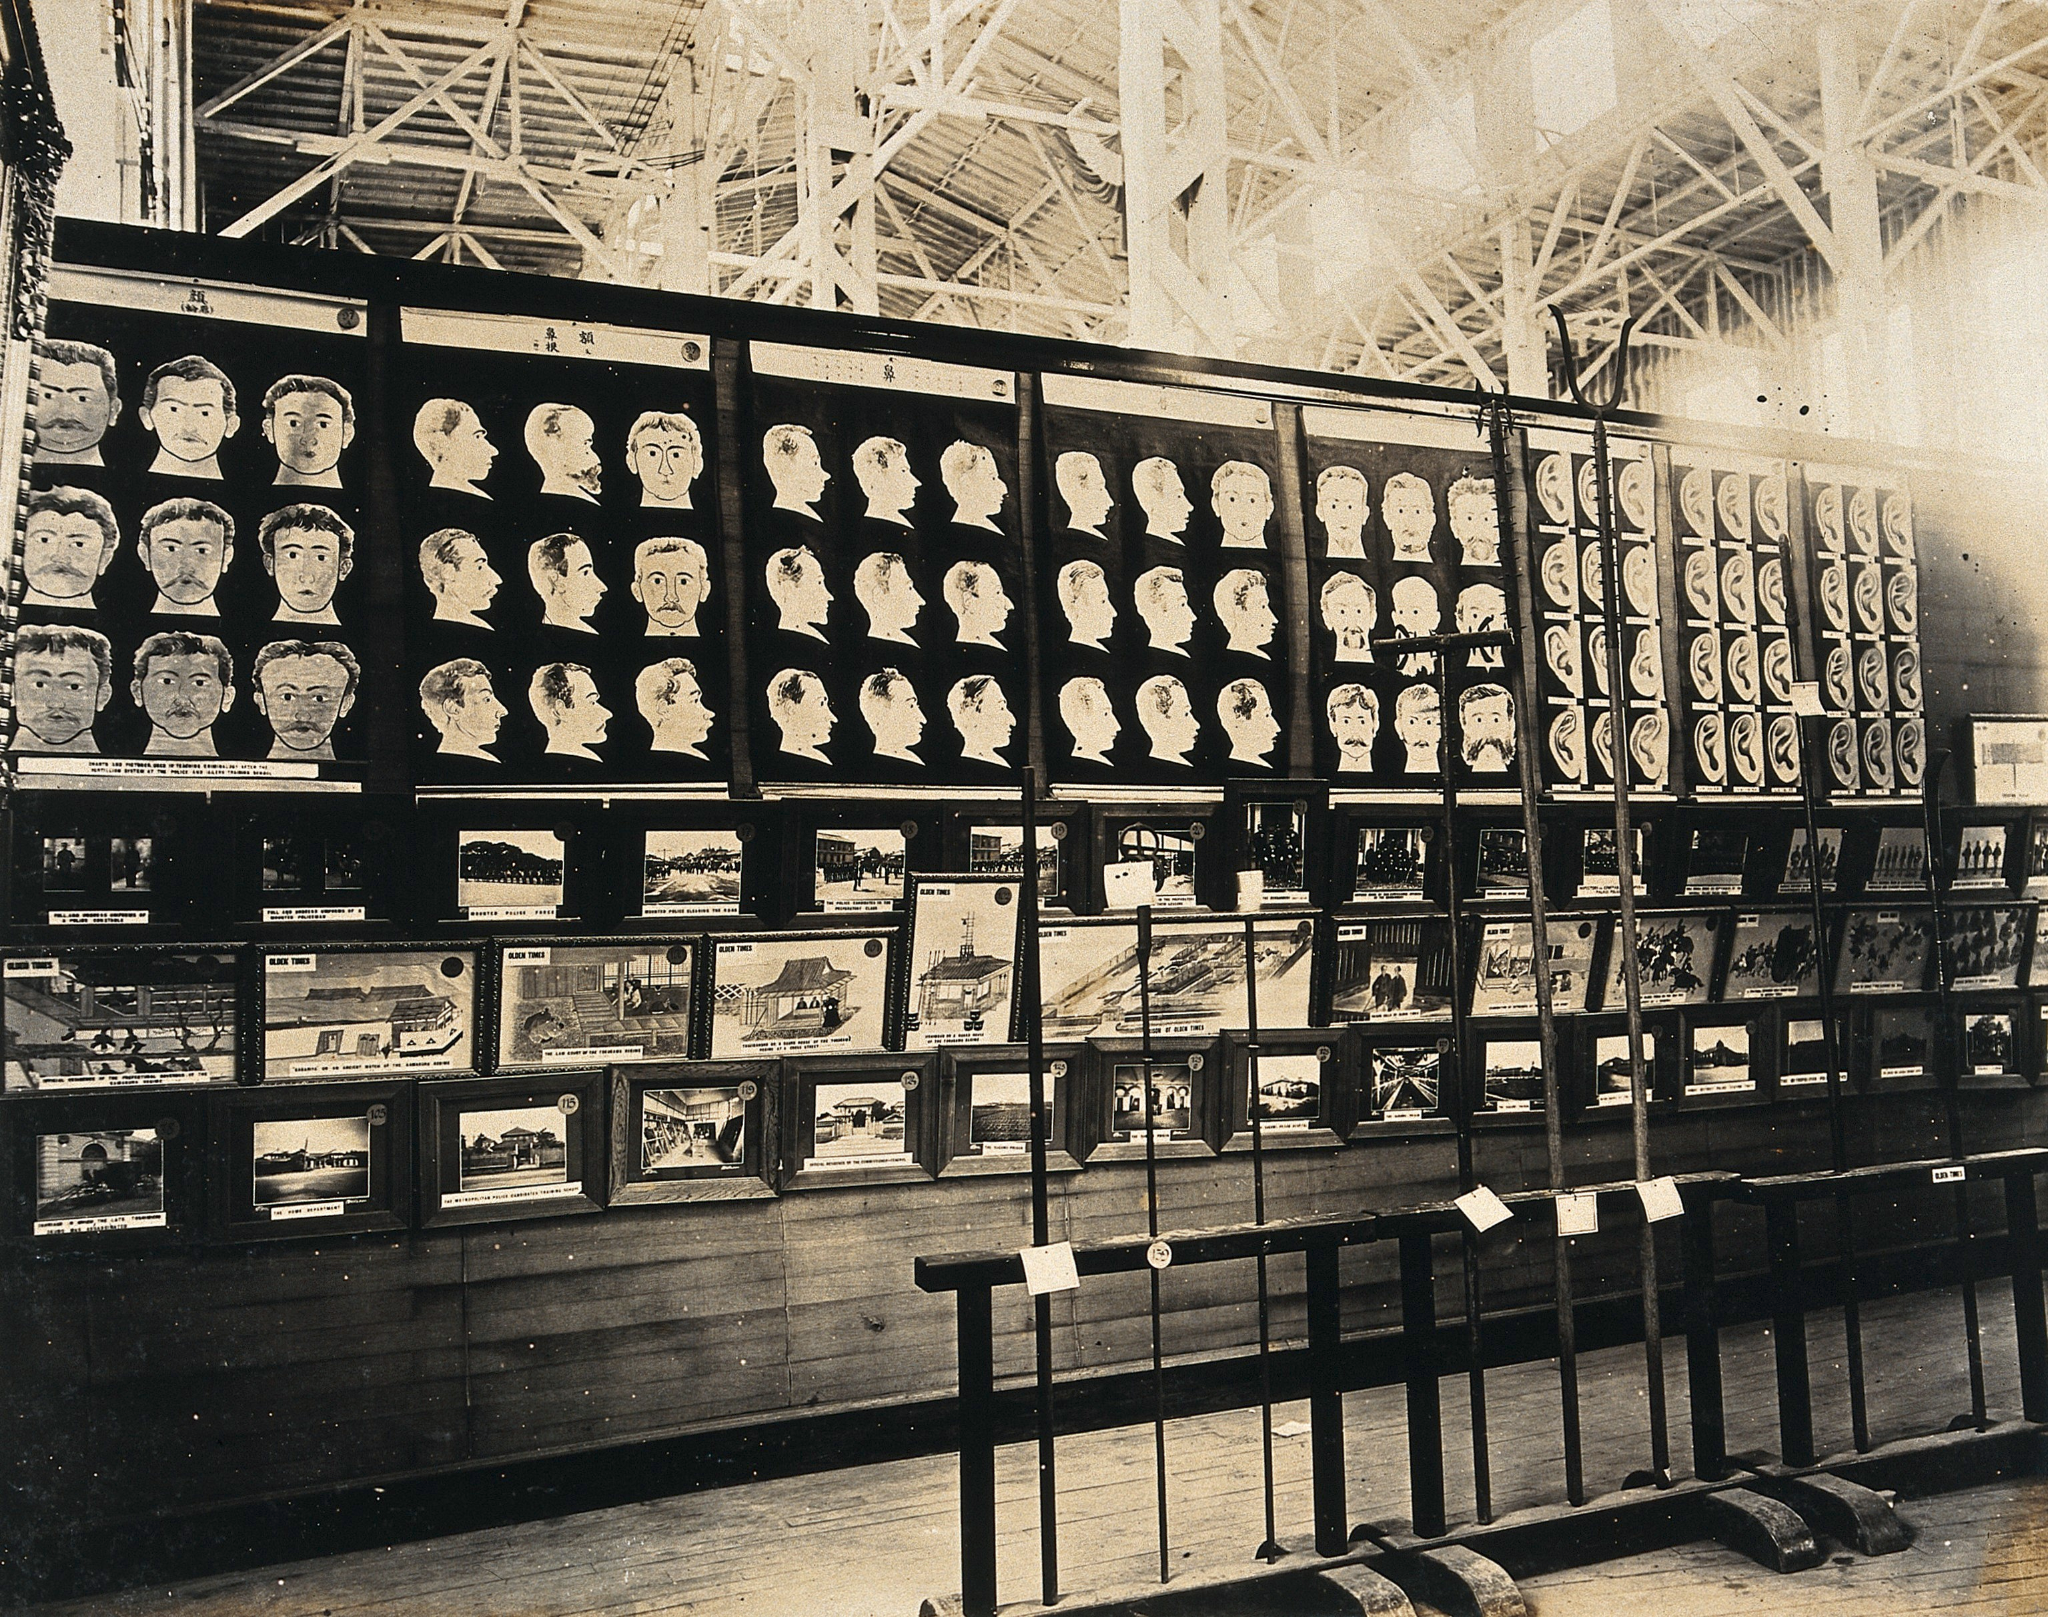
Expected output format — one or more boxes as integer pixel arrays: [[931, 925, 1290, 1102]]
[[1056, 451, 1113, 535], [35, 349, 119, 459], [255, 649, 356, 758], [1394, 684, 1441, 772], [1134, 566, 1194, 654], [1218, 678, 1278, 765], [421, 529, 501, 625], [532, 664, 611, 757], [1456, 584, 1507, 666], [1327, 685, 1378, 771], [133, 638, 233, 751], [143, 368, 236, 471], [141, 505, 232, 609], [1316, 466, 1368, 557], [629, 414, 703, 507], [859, 670, 925, 762], [1449, 477, 1500, 564], [265, 519, 353, 621], [265, 381, 354, 483], [852, 436, 919, 524], [633, 538, 710, 636], [13, 635, 111, 751], [416, 399, 498, 492], [1059, 676, 1120, 763], [23, 496, 117, 604], [527, 404, 601, 500], [1390, 576, 1439, 640], [1320, 573, 1376, 663], [1382, 472, 1436, 561], [1059, 560, 1116, 650], [769, 668, 835, 760], [1213, 569, 1274, 657], [1459, 685, 1515, 772], [942, 441, 1007, 529], [1212, 461, 1273, 548], [945, 560, 1013, 648], [767, 545, 832, 639], [949, 677, 1016, 764], [637, 659, 715, 757], [763, 424, 829, 516], [1136, 675, 1199, 764], [1132, 456, 1192, 540], [424, 665, 508, 758]]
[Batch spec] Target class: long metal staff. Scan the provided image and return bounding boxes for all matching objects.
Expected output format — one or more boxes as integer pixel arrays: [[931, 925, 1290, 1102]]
[[1241, 914, 1282, 1562], [1135, 903, 1171, 1582], [1479, 383, 1587, 1505], [1018, 769, 1062, 1602], [1550, 307, 1671, 1487]]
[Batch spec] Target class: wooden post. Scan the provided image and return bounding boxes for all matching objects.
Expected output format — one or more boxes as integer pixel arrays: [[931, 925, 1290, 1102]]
[[1306, 1240, 1348, 1557], [1765, 1199, 1815, 1467], [1681, 1188, 1726, 1478], [2005, 1171, 2048, 1422], [956, 1283, 998, 1617], [1400, 1230, 1447, 1538]]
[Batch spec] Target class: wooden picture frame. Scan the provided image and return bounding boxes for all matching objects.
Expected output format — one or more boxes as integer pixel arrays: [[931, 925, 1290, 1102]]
[[5, 943, 243, 1093], [937, 1044, 1084, 1176], [1222, 1026, 1346, 1149], [781, 1052, 935, 1189], [2, 1091, 208, 1247], [491, 935, 700, 1071], [212, 1078, 412, 1240], [418, 1071, 606, 1227], [259, 942, 480, 1083], [609, 1060, 778, 1203], [1083, 1035, 1219, 1162]]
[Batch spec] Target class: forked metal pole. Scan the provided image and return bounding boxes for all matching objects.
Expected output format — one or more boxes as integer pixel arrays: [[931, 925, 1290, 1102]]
[[1242, 916, 1282, 1562], [1018, 770, 1061, 1602], [1136, 905, 1171, 1582]]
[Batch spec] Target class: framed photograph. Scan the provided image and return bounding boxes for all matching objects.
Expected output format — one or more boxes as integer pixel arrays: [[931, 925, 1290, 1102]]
[[1945, 904, 2029, 991], [1478, 1033, 1546, 1115], [1475, 826, 1531, 894], [493, 938, 697, 1070], [1684, 1017, 1758, 1099], [2026, 816, 2048, 897], [1867, 1005, 1935, 1083], [1224, 1028, 1345, 1148], [1722, 913, 1822, 1001], [1779, 1015, 1847, 1091], [901, 876, 1021, 1050], [1961, 1005, 2022, 1079], [1588, 1026, 1664, 1108], [1866, 826, 1929, 893], [1355, 1030, 1456, 1128], [641, 829, 748, 918], [215, 1080, 411, 1240], [938, 1045, 1084, 1175], [1778, 826, 1843, 894], [1596, 912, 1722, 1009], [419, 1072, 606, 1226], [1834, 908, 1935, 995], [1684, 827, 1750, 896], [456, 828, 567, 921], [706, 930, 895, 1058], [4, 1094, 205, 1243], [1327, 918, 1454, 1022], [261, 946, 478, 1082], [411, 802, 602, 927], [237, 801, 402, 927], [1469, 917, 1599, 1017], [954, 813, 1070, 909], [1953, 823, 2011, 890], [5, 947, 240, 1091], [610, 1062, 777, 1203], [1578, 826, 1646, 898], [1967, 717, 2048, 804], [1034, 913, 1314, 1041], [1087, 1037, 1219, 1160], [1349, 823, 1429, 904], [1239, 797, 1314, 907], [785, 1053, 933, 1184], [811, 825, 910, 914]]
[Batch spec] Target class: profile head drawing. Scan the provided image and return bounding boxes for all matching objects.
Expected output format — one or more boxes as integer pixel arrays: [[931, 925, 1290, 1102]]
[[1455, 583, 1507, 668], [1136, 674, 1199, 766], [413, 398, 497, 496], [1393, 682, 1441, 774], [1058, 559, 1116, 651], [948, 674, 1016, 766], [632, 536, 710, 637], [12, 624, 113, 754], [1448, 475, 1499, 565], [1211, 460, 1273, 549], [140, 354, 238, 478], [636, 656, 715, 759], [852, 436, 919, 526], [252, 638, 359, 760], [131, 630, 235, 757], [944, 559, 1013, 649], [1132, 456, 1192, 541], [627, 410, 703, 509], [1457, 683, 1515, 773], [1059, 676, 1120, 764], [419, 528, 501, 629], [419, 658, 508, 762], [768, 667, 834, 762], [136, 498, 233, 618], [34, 338, 120, 464], [260, 504, 355, 625], [1218, 677, 1278, 767], [525, 403, 601, 501], [262, 374, 354, 487], [766, 544, 832, 640], [1320, 572, 1376, 664], [1055, 450, 1112, 536], [1213, 569, 1275, 658], [854, 551, 924, 645], [1326, 683, 1379, 773], [529, 662, 610, 760], [529, 531, 606, 633], [1316, 465, 1368, 559], [1390, 574, 1441, 674], [762, 423, 829, 518], [940, 439, 1007, 531], [1382, 471, 1436, 562], [1133, 565, 1194, 656], [22, 486, 119, 610], [860, 668, 926, 763]]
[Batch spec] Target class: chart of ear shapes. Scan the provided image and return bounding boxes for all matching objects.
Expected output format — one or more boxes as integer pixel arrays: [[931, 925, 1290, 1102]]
[[1038, 374, 1289, 785], [741, 344, 1024, 789], [1300, 407, 1513, 789], [18, 266, 372, 786], [396, 307, 726, 790], [1525, 429, 1672, 795], [1671, 452, 1802, 796], [1802, 466, 1924, 798]]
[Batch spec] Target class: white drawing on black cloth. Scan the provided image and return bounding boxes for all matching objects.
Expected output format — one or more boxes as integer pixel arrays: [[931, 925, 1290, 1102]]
[[1390, 577, 1440, 676], [1887, 571, 1917, 634], [11, 624, 113, 754], [1730, 712, 1763, 786], [1763, 636, 1793, 703], [1894, 647, 1923, 711], [945, 559, 1014, 649], [762, 424, 829, 519], [1056, 451, 1113, 537], [1134, 566, 1195, 656], [1587, 623, 1611, 696], [628, 411, 703, 509], [421, 529, 500, 629], [1450, 475, 1500, 565], [1826, 718, 1857, 787], [531, 662, 610, 760], [1757, 473, 1788, 543], [1721, 550, 1755, 624], [1214, 569, 1275, 658], [638, 657, 715, 759], [1059, 676, 1120, 764], [530, 532, 605, 634], [414, 399, 497, 497], [1631, 711, 1670, 788], [1819, 562, 1848, 631], [526, 404, 601, 502], [22, 487, 118, 609], [1769, 715, 1800, 784], [1622, 546, 1657, 616], [1617, 460, 1653, 534], [1321, 573, 1376, 664], [1132, 456, 1192, 541], [949, 675, 1015, 765], [1212, 460, 1273, 550], [141, 356, 237, 479], [1316, 465, 1368, 559], [852, 436, 918, 526], [1327, 684, 1378, 773], [1726, 634, 1760, 704], [1717, 470, 1751, 541], [1858, 644, 1890, 711], [1459, 684, 1515, 773], [1550, 707, 1586, 779], [1813, 484, 1845, 552], [1382, 471, 1436, 562], [420, 658, 508, 763], [264, 375, 354, 488], [1693, 713, 1726, 783], [1849, 487, 1880, 556], [768, 667, 834, 763], [1581, 544, 1605, 610], [767, 545, 831, 640], [1678, 466, 1712, 536], [1533, 452, 1572, 526], [1546, 624, 1583, 696], [941, 441, 1008, 532], [1395, 684, 1441, 774], [1593, 710, 1615, 779], [1456, 584, 1507, 668], [1882, 491, 1914, 558], [1683, 549, 1718, 619], [1853, 565, 1884, 634], [262, 506, 353, 627], [133, 631, 234, 757], [136, 498, 231, 618], [1058, 560, 1117, 651], [1863, 724, 1894, 789], [1136, 675, 1199, 766], [254, 639, 358, 761], [1576, 461, 1602, 532], [1218, 678, 1278, 767], [1758, 556, 1787, 624], [860, 669, 926, 764], [1629, 628, 1663, 698], [1541, 538, 1576, 608], [34, 340, 120, 465], [855, 552, 924, 645], [633, 537, 710, 638]]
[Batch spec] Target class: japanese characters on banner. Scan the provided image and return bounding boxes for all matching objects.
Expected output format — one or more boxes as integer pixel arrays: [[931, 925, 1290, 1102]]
[[1525, 429, 1671, 796], [1802, 465, 1924, 798], [741, 343, 1021, 790], [1670, 451, 1801, 796], [17, 267, 371, 787], [1299, 406, 1511, 790], [397, 307, 724, 790], [1039, 374, 1287, 787]]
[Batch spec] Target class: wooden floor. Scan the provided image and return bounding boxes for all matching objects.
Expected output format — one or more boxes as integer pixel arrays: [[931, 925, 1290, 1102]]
[[16, 1283, 2047, 1617]]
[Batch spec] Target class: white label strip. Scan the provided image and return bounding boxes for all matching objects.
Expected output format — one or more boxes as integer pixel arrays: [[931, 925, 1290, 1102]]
[[37, 1212, 167, 1235], [1302, 405, 1485, 452], [261, 906, 367, 924], [803, 1152, 914, 1170], [46, 911, 148, 927], [1042, 371, 1272, 430], [541, 1046, 639, 1064], [15, 756, 319, 782], [268, 1201, 348, 1222], [751, 341, 1013, 402], [441, 1179, 584, 1210], [50, 265, 366, 334], [404, 307, 708, 368], [4, 959, 59, 977]]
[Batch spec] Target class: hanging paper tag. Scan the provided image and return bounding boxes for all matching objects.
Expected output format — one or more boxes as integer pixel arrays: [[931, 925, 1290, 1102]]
[[1103, 861, 1158, 909], [1555, 1192, 1600, 1236], [1637, 1177, 1686, 1222], [1790, 682, 1825, 717], [1020, 1241, 1081, 1295], [1456, 1185, 1514, 1232]]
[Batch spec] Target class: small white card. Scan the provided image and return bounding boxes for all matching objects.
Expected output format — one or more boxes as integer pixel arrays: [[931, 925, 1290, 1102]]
[[1020, 1240, 1081, 1296], [1103, 861, 1158, 908], [1636, 1176, 1686, 1223], [1790, 682, 1825, 717], [1556, 1192, 1600, 1236], [1456, 1185, 1515, 1232]]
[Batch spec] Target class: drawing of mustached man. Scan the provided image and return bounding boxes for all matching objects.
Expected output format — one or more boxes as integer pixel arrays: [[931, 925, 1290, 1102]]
[[22, 487, 119, 610], [131, 631, 235, 757], [33, 339, 120, 465], [138, 498, 234, 616], [11, 624, 114, 755]]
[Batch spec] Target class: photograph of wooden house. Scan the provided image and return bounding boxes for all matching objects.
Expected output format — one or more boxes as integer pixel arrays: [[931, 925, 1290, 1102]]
[[496, 943, 695, 1068], [264, 952, 473, 1080], [458, 1106, 569, 1191], [252, 1116, 371, 1207]]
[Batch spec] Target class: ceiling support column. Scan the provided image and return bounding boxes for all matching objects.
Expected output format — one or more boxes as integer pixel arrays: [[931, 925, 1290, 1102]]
[[1817, 13, 1892, 439]]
